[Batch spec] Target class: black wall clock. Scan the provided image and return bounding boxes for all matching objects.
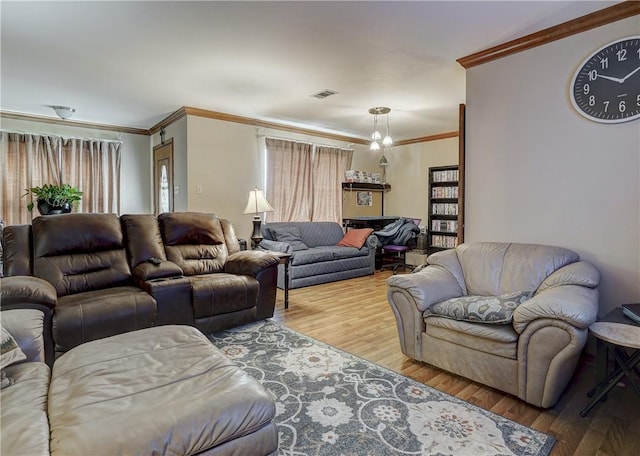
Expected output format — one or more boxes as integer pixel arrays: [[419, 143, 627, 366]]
[[570, 36, 640, 123]]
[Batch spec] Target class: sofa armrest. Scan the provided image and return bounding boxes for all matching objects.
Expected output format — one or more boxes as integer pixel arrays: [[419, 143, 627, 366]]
[[386, 265, 464, 312], [132, 261, 183, 282], [0, 276, 57, 309], [225, 251, 280, 277], [512, 285, 599, 333], [536, 261, 600, 293], [257, 239, 292, 254], [1, 309, 46, 363]]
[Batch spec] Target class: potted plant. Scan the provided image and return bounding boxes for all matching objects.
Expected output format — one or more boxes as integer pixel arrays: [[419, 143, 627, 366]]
[[23, 183, 83, 215]]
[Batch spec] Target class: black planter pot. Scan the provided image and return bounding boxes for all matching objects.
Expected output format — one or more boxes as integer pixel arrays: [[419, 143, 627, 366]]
[[37, 200, 72, 215]]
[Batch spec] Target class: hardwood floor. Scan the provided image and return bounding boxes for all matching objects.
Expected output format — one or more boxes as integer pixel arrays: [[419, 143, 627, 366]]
[[271, 270, 640, 456]]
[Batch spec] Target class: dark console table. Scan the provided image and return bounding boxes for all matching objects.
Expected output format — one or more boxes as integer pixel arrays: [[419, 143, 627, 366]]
[[342, 216, 399, 231]]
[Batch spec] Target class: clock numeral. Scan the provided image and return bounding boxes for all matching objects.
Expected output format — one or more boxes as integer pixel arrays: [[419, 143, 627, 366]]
[[589, 95, 596, 107], [619, 101, 626, 113], [617, 49, 627, 62], [600, 57, 609, 69], [603, 101, 610, 112], [583, 84, 590, 95], [637, 94, 640, 107], [588, 70, 598, 81]]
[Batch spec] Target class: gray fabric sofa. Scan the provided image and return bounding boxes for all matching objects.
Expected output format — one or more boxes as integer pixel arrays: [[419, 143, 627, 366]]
[[259, 222, 376, 289], [386, 242, 600, 408], [1, 308, 278, 455]]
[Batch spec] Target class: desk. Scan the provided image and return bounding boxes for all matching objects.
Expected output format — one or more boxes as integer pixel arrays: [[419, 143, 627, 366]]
[[343, 217, 399, 269], [342, 216, 399, 231], [579, 306, 640, 417]]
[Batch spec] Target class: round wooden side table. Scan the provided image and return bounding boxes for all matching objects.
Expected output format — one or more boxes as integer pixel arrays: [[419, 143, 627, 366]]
[[579, 321, 640, 417]]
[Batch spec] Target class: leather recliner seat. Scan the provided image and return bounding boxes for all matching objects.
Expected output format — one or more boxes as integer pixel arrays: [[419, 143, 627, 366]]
[[1, 212, 279, 362], [386, 242, 600, 408]]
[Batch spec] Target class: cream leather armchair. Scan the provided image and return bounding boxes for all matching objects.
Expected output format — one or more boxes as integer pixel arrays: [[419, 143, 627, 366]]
[[386, 242, 600, 408]]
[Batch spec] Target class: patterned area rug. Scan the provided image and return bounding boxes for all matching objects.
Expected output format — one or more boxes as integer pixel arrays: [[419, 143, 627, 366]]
[[209, 320, 555, 456]]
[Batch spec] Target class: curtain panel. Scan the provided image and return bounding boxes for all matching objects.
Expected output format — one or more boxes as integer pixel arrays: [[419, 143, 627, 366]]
[[265, 137, 353, 224], [1, 132, 61, 225], [0, 131, 121, 225], [266, 138, 313, 222], [312, 146, 353, 222]]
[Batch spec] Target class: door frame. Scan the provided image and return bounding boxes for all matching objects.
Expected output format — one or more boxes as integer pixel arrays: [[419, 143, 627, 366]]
[[153, 138, 174, 216]]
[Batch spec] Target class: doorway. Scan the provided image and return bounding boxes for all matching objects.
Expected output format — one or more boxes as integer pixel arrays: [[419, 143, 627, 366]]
[[153, 139, 174, 216]]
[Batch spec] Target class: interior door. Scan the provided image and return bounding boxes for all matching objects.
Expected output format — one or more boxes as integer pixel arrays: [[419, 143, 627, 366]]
[[153, 139, 174, 216]]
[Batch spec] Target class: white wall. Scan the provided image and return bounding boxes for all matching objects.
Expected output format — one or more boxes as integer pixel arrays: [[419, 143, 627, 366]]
[[465, 16, 640, 315], [175, 116, 459, 240], [171, 115, 364, 241], [0, 117, 151, 214]]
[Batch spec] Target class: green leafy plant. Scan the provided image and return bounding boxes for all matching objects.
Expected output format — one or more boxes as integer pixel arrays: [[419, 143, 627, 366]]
[[23, 183, 83, 212]]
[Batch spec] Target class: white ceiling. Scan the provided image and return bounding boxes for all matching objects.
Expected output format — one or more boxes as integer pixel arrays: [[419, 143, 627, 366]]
[[0, 1, 618, 141]]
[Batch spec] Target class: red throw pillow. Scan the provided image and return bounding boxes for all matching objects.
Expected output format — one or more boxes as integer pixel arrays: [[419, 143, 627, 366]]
[[337, 228, 374, 249]]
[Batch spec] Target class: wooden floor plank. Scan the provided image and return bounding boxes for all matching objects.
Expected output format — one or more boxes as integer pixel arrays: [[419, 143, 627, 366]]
[[272, 270, 640, 456]]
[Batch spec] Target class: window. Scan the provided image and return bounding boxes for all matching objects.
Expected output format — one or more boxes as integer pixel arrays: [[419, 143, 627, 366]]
[[265, 137, 353, 223], [0, 131, 121, 225]]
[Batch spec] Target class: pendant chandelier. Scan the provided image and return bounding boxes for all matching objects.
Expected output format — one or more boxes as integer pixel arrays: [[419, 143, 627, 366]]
[[369, 107, 392, 151]]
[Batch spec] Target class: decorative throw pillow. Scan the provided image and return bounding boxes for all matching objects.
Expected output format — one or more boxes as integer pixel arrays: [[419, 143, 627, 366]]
[[270, 226, 309, 251], [1, 327, 26, 369], [337, 228, 374, 249], [1, 370, 14, 389], [424, 290, 533, 324]]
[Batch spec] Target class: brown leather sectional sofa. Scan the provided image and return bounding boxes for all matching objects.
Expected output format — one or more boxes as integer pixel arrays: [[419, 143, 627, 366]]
[[1, 211, 279, 363]]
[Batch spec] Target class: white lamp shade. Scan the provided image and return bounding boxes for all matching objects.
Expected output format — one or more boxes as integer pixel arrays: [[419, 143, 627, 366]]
[[243, 189, 274, 214]]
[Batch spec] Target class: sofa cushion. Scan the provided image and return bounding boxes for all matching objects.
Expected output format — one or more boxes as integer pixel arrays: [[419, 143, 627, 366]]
[[337, 228, 373, 249], [53, 287, 157, 354], [159, 212, 225, 246], [456, 242, 579, 296], [32, 213, 133, 296], [325, 245, 370, 260], [291, 248, 334, 266], [190, 274, 259, 317], [425, 316, 518, 359], [1, 327, 26, 369], [269, 225, 308, 251], [1, 362, 51, 455], [424, 290, 533, 324], [48, 325, 277, 456]]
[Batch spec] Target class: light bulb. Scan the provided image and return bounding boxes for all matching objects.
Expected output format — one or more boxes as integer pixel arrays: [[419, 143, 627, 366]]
[[372, 131, 382, 141], [370, 141, 380, 151], [382, 135, 393, 146]]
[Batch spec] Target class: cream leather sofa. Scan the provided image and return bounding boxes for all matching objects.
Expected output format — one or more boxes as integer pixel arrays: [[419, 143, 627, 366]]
[[386, 242, 600, 408], [1, 309, 278, 455]]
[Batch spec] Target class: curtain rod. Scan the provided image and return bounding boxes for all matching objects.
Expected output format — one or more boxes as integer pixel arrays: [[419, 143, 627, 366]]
[[0, 129, 124, 145], [260, 134, 354, 151]]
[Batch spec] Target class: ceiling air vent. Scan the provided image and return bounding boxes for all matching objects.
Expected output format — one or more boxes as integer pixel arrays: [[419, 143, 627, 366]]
[[311, 89, 338, 99]]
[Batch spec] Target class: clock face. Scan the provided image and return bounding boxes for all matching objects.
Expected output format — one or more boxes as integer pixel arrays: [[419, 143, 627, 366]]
[[570, 36, 640, 123]]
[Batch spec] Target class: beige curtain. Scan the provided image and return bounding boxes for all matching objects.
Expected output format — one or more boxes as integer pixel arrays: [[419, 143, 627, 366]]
[[312, 146, 353, 222], [266, 138, 313, 222], [1, 132, 61, 225], [62, 138, 121, 214]]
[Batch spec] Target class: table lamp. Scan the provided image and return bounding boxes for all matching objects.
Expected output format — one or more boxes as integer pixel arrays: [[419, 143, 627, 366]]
[[243, 188, 274, 249]]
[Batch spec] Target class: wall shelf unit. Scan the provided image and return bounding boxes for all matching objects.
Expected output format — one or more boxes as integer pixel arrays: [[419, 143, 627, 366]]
[[428, 165, 460, 253], [342, 182, 391, 218]]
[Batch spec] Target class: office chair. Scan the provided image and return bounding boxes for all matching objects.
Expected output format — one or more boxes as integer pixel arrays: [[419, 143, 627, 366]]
[[380, 218, 421, 274]]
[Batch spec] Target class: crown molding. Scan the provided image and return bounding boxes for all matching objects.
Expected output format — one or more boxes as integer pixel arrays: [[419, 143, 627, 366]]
[[152, 106, 459, 146], [395, 131, 459, 146], [0, 110, 149, 135], [457, 1, 640, 69]]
